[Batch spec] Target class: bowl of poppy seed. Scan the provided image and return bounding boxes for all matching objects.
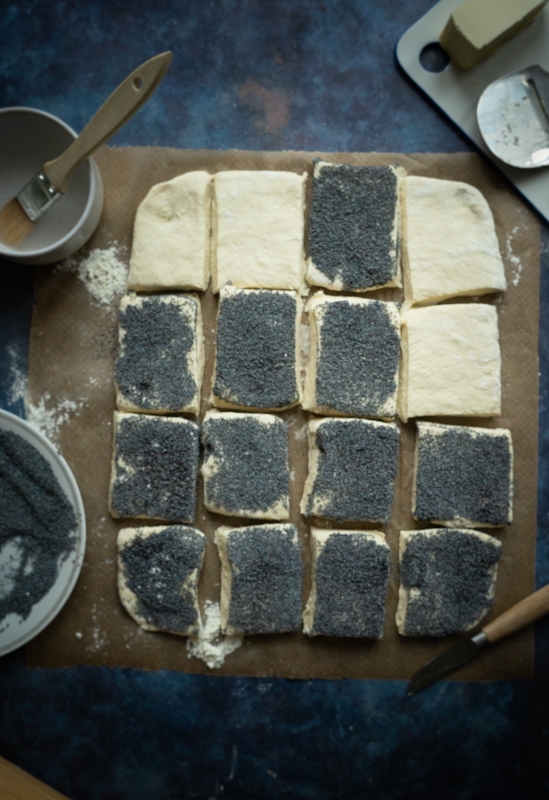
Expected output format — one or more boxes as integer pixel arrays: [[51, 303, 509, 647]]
[[0, 408, 86, 656]]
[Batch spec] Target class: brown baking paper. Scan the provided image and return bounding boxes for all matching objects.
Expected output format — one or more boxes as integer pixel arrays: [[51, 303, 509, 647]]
[[26, 148, 539, 680]]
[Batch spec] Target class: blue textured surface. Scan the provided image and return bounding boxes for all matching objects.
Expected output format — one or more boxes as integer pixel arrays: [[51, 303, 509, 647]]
[[1, 1, 549, 798]]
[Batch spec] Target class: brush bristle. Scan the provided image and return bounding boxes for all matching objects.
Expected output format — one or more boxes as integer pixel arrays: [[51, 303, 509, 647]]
[[0, 198, 35, 247]]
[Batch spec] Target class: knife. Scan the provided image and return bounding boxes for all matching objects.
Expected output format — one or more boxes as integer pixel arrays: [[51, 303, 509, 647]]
[[407, 583, 549, 697]]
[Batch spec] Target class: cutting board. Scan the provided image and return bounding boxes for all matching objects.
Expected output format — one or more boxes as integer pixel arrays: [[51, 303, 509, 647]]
[[396, 0, 549, 224]]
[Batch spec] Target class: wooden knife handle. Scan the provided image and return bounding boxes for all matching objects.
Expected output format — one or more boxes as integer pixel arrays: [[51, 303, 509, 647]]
[[44, 50, 172, 192], [0, 755, 70, 799], [482, 583, 549, 644]]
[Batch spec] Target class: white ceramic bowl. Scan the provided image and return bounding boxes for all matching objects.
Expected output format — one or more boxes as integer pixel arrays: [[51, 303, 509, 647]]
[[0, 409, 86, 656], [0, 107, 103, 265]]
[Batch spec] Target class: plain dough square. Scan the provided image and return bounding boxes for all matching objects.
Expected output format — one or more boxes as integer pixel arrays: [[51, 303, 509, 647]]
[[398, 304, 501, 422], [109, 412, 200, 523], [303, 293, 400, 419], [201, 411, 290, 520], [212, 286, 301, 411], [117, 525, 206, 635], [127, 171, 212, 291], [396, 528, 502, 637], [403, 176, 506, 306], [215, 523, 303, 635], [300, 417, 400, 523], [115, 293, 204, 415], [303, 529, 390, 638], [306, 161, 402, 292], [413, 422, 513, 528], [212, 170, 307, 292]]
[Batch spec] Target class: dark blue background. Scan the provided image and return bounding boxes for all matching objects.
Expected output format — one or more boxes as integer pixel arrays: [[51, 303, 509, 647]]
[[1, 1, 548, 797]]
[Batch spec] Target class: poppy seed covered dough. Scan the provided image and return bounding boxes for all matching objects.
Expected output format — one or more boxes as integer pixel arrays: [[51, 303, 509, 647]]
[[117, 525, 205, 636], [306, 161, 402, 292], [396, 528, 502, 637], [398, 304, 501, 422], [109, 412, 200, 523], [115, 293, 204, 415], [301, 417, 400, 523], [128, 172, 212, 291], [212, 170, 307, 292], [303, 529, 390, 638], [212, 287, 301, 411], [413, 422, 513, 527], [201, 411, 290, 520], [215, 523, 303, 635], [403, 177, 506, 306], [303, 293, 400, 419]]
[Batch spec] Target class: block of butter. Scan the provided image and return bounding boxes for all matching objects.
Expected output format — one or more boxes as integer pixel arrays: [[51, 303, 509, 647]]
[[440, 0, 548, 70]]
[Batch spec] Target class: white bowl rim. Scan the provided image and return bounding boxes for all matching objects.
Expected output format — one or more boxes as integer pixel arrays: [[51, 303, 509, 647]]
[[0, 407, 87, 656], [0, 105, 99, 259]]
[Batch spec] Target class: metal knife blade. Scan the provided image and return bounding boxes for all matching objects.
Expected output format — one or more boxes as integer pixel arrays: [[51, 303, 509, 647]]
[[477, 64, 549, 169], [407, 631, 489, 698]]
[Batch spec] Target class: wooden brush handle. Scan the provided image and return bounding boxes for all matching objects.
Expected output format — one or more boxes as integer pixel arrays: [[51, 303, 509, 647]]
[[0, 755, 70, 799], [482, 583, 549, 643], [43, 51, 172, 192]]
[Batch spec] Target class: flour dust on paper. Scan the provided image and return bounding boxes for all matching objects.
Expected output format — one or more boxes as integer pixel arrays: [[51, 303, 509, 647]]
[[505, 226, 524, 287], [25, 393, 85, 444], [57, 242, 129, 306], [186, 600, 243, 669], [5, 342, 28, 411]]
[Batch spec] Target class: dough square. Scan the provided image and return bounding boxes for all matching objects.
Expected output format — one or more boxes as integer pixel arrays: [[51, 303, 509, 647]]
[[201, 411, 290, 520], [117, 525, 206, 635], [403, 176, 506, 306], [212, 286, 301, 411], [303, 529, 390, 638], [127, 171, 212, 291], [396, 528, 502, 637], [306, 161, 402, 292], [115, 293, 204, 415], [212, 170, 307, 292], [109, 412, 200, 523], [215, 523, 303, 635], [413, 422, 513, 527], [303, 293, 400, 419], [398, 304, 501, 422], [300, 417, 400, 523]]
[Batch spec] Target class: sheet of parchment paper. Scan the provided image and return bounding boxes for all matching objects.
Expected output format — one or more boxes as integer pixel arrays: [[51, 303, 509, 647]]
[[26, 148, 539, 680]]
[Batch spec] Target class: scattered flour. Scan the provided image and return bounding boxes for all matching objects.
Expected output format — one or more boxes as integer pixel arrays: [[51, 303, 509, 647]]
[[293, 422, 308, 441], [186, 600, 243, 669], [58, 243, 128, 306], [5, 342, 28, 407], [26, 392, 83, 443], [506, 227, 523, 287]]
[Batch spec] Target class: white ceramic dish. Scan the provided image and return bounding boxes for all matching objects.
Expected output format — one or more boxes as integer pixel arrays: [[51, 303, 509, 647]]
[[0, 409, 86, 656], [0, 107, 103, 265]]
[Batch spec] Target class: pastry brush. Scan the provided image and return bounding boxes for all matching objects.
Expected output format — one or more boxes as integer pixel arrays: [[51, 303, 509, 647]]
[[0, 51, 172, 248]]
